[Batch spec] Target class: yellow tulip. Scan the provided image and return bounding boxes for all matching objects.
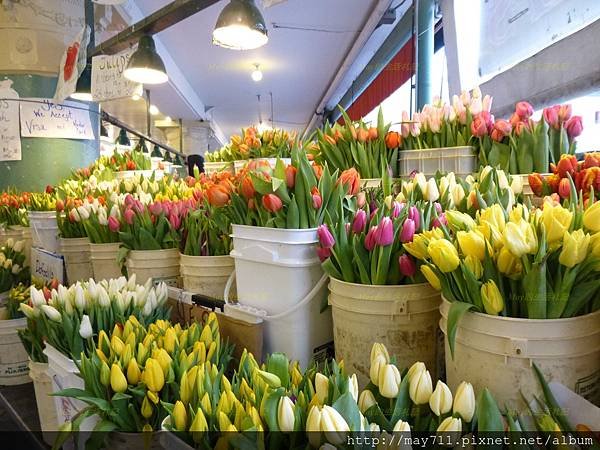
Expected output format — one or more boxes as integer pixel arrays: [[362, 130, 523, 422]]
[[111, 335, 125, 356], [206, 341, 217, 362], [141, 395, 153, 419], [100, 361, 110, 387], [96, 348, 108, 364], [173, 400, 187, 431], [112, 323, 123, 340], [503, 220, 537, 257], [497, 247, 522, 278], [120, 344, 132, 368], [199, 324, 212, 345], [508, 204, 528, 223], [136, 343, 149, 366], [218, 410, 232, 430], [403, 235, 429, 260], [590, 232, 600, 258], [190, 408, 209, 442], [463, 255, 483, 280], [127, 359, 141, 385], [153, 348, 172, 376], [481, 280, 504, 315], [542, 204, 573, 245], [428, 239, 460, 272], [144, 358, 165, 392], [201, 392, 212, 415], [479, 205, 506, 231], [583, 201, 600, 232], [147, 390, 159, 405], [98, 330, 111, 355], [445, 210, 476, 232], [559, 229, 590, 268], [476, 221, 503, 249], [163, 327, 178, 354], [179, 370, 191, 405], [457, 230, 487, 261], [421, 265, 441, 290], [110, 364, 128, 393]]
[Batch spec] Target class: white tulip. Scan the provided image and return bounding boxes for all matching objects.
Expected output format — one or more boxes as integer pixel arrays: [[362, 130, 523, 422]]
[[79, 314, 93, 339], [437, 416, 462, 433], [109, 204, 120, 219], [97, 207, 108, 226], [497, 170, 510, 190], [378, 364, 401, 399], [320, 405, 350, 446], [453, 381, 476, 422], [393, 419, 411, 432], [277, 396, 295, 432], [425, 178, 440, 202], [30, 287, 46, 307], [358, 390, 377, 414], [348, 374, 358, 402], [11, 264, 21, 274], [19, 303, 37, 319], [74, 284, 86, 310], [315, 372, 329, 404], [370, 353, 387, 386], [41, 304, 62, 322], [97, 286, 111, 308], [471, 85, 482, 99], [13, 240, 24, 253], [5, 238, 14, 248], [452, 184, 466, 206], [414, 172, 427, 195], [306, 406, 322, 448], [370, 342, 390, 366], [511, 176, 523, 195], [409, 369, 433, 405], [406, 361, 426, 382], [482, 94, 493, 112], [429, 380, 453, 416], [369, 423, 380, 433]]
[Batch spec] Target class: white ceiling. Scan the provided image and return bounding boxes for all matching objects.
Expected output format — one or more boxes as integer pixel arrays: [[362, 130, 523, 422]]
[[102, 0, 384, 142]]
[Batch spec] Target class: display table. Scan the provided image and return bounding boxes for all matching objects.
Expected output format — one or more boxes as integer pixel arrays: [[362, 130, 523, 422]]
[[0, 383, 49, 449]]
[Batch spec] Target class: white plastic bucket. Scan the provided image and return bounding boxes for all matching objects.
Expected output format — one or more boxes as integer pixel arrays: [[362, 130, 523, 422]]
[[29, 360, 59, 444], [90, 242, 122, 281], [230, 225, 332, 368], [0, 315, 29, 385], [439, 298, 600, 407], [399, 146, 477, 179], [126, 248, 180, 285], [29, 211, 60, 254], [19, 226, 32, 266], [328, 279, 442, 387], [180, 254, 235, 300], [59, 237, 92, 285], [204, 161, 235, 176]]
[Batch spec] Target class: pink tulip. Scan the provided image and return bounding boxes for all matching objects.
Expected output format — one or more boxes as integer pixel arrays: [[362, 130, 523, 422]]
[[481, 111, 495, 131], [399, 254, 416, 277], [482, 94, 493, 113], [391, 201, 404, 219], [565, 116, 583, 139], [352, 209, 367, 234], [124, 208, 135, 225], [408, 206, 420, 230], [543, 105, 560, 130], [149, 202, 163, 216], [400, 219, 415, 243], [432, 213, 448, 228], [434, 202, 443, 214], [515, 101, 533, 119], [316, 246, 331, 262], [132, 199, 144, 214], [374, 217, 394, 246], [107, 216, 120, 233], [401, 111, 410, 138], [317, 224, 335, 249], [124, 194, 134, 207], [364, 226, 377, 251], [356, 192, 367, 208], [169, 213, 181, 230], [470, 114, 488, 137]]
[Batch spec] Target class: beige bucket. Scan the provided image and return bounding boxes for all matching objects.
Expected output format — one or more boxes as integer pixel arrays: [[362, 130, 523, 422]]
[[126, 248, 180, 285], [180, 254, 236, 300], [29, 361, 58, 444], [328, 278, 441, 387], [439, 298, 600, 407], [59, 237, 92, 285], [90, 242, 122, 281], [0, 315, 30, 385], [19, 226, 32, 266], [0, 226, 23, 247]]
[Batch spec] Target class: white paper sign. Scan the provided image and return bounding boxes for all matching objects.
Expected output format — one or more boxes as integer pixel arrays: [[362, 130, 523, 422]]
[[91, 48, 139, 101], [54, 26, 89, 103], [31, 247, 65, 284], [20, 98, 94, 140], [0, 79, 21, 161]]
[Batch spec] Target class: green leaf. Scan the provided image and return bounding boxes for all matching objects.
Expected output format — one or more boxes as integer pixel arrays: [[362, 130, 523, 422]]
[[266, 353, 291, 389], [390, 375, 411, 424], [532, 363, 574, 433], [476, 388, 504, 432], [446, 301, 475, 358], [332, 392, 362, 431]]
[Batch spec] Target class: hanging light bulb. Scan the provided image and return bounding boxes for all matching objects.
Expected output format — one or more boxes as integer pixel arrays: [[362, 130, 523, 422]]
[[124, 35, 168, 84], [70, 65, 93, 102], [149, 104, 160, 115], [213, 0, 268, 50], [251, 64, 263, 82]]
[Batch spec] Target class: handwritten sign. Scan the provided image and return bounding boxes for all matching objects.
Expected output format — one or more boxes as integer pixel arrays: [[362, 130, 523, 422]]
[[0, 80, 22, 161], [31, 247, 65, 284], [20, 98, 94, 140], [91, 48, 139, 102]]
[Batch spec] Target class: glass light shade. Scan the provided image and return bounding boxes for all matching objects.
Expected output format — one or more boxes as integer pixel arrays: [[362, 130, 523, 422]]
[[70, 65, 93, 102], [213, 0, 268, 50]]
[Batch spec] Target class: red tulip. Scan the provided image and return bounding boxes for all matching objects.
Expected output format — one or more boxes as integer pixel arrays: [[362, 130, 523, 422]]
[[558, 178, 571, 199], [584, 153, 600, 169], [528, 173, 544, 197], [565, 116, 583, 140], [491, 119, 512, 142], [515, 101, 534, 120], [56, 200, 65, 212], [399, 254, 416, 277], [108, 216, 120, 233], [338, 168, 360, 195], [262, 194, 283, 213], [285, 166, 297, 189]]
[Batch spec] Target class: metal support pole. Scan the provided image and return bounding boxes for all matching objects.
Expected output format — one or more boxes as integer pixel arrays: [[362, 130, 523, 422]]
[[145, 89, 151, 136], [84, 0, 95, 54], [415, 0, 434, 109]]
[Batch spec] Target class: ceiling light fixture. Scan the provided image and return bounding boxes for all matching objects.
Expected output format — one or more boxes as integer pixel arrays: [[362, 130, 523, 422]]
[[70, 65, 93, 102], [213, 0, 269, 50], [117, 128, 130, 146], [251, 64, 263, 82], [149, 104, 160, 116], [124, 35, 169, 85], [151, 144, 163, 160]]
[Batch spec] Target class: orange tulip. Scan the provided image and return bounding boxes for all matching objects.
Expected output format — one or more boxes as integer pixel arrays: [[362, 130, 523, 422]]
[[324, 135, 336, 146], [338, 168, 360, 195], [285, 166, 297, 189], [240, 176, 256, 199], [357, 128, 369, 143], [312, 164, 324, 180], [385, 131, 401, 149], [528, 173, 544, 197], [333, 128, 343, 143], [368, 127, 378, 141], [207, 185, 230, 207]]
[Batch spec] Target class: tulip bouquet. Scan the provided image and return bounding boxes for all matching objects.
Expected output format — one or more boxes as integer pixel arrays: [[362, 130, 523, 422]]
[[400, 88, 492, 151], [81, 199, 122, 244], [27, 190, 57, 211], [477, 100, 583, 174], [356, 342, 504, 443], [315, 107, 400, 179], [230, 149, 351, 229], [20, 276, 171, 359], [118, 195, 192, 251], [3, 283, 30, 320], [405, 201, 600, 353], [55, 198, 89, 239], [529, 153, 600, 203], [98, 150, 151, 172], [181, 201, 233, 257], [318, 198, 442, 285], [205, 127, 295, 162], [0, 239, 29, 294], [0, 191, 29, 227], [399, 166, 522, 215], [53, 313, 232, 444]]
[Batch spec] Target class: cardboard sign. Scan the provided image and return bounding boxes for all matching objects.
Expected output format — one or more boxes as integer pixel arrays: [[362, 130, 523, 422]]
[[91, 48, 139, 101], [20, 98, 94, 140], [0, 80, 21, 161], [31, 247, 64, 284]]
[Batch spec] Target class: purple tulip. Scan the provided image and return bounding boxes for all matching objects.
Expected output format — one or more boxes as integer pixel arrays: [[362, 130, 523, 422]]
[[432, 213, 448, 229], [317, 224, 335, 249], [400, 218, 415, 243], [364, 226, 377, 251], [316, 246, 331, 262], [352, 210, 367, 234], [392, 201, 404, 218], [399, 254, 416, 277], [408, 206, 421, 230], [374, 217, 394, 246]]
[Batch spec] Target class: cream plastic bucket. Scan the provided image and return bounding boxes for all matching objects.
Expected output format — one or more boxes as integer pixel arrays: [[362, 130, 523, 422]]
[[90, 242, 122, 281], [59, 237, 92, 285], [439, 298, 600, 407], [29, 360, 58, 444], [0, 315, 29, 385], [29, 211, 60, 254], [180, 254, 235, 300], [126, 248, 180, 285]]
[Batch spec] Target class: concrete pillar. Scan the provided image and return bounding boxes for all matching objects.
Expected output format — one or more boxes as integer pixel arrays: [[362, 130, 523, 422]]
[[416, 0, 435, 109]]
